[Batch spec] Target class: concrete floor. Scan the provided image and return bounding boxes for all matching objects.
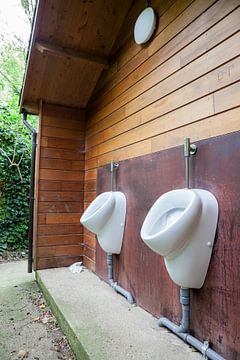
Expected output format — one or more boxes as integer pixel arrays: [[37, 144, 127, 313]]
[[0, 261, 75, 360], [37, 266, 202, 360], [0, 260, 34, 288]]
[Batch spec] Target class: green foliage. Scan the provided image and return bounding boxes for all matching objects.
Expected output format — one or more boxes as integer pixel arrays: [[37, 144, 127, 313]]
[[0, 1, 37, 254], [0, 38, 24, 105], [0, 107, 32, 253], [21, 0, 36, 25]]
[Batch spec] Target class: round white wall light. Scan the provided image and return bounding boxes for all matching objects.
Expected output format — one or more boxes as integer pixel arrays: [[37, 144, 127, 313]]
[[134, 7, 156, 45]]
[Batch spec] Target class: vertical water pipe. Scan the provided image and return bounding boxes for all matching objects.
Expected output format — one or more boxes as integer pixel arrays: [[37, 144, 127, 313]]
[[109, 159, 119, 192], [22, 111, 37, 273], [107, 160, 134, 304], [158, 138, 225, 360]]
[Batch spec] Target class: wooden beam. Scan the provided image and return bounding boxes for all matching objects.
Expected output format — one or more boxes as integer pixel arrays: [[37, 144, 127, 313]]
[[35, 41, 109, 69], [22, 101, 40, 115]]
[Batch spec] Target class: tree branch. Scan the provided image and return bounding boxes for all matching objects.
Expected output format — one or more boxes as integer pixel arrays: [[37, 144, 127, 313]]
[[0, 147, 25, 182], [0, 70, 20, 95]]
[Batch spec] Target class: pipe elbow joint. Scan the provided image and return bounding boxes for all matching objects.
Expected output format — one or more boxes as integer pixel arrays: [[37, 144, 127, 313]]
[[157, 317, 170, 328], [108, 278, 116, 287], [110, 280, 117, 290], [125, 292, 135, 305], [177, 324, 189, 334]]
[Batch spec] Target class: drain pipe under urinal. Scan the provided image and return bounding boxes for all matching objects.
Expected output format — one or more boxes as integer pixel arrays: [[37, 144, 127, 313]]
[[158, 139, 225, 360], [106, 161, 134, 305], [107, 253, 134, 304]]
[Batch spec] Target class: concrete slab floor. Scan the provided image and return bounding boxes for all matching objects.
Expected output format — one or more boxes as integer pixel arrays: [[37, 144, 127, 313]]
[[0, 260, 34, 288], [37, 267, 202, 360]]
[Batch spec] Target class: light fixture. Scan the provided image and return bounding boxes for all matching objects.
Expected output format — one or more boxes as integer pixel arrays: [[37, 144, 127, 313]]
[[134, 6, 156, 45]]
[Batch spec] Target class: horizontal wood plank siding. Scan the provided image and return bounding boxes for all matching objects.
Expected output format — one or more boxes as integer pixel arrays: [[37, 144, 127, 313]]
[[35, 104, 85, 269], [84, 0, 240, 269]]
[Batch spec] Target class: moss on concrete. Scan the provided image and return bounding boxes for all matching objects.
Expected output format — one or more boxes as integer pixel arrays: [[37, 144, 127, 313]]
[[36, 271, 90, 360]]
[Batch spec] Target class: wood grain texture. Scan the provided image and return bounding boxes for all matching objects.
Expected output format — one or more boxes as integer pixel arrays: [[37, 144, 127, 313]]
[[39, 180, 84, 192], [38, 234, 83, 247], [38, 202, 83, 214], [39, 191, 83, 202], [35, 40, 109, 69], [21, 0, 133, 111], [90, 0, 238, 114], [96, 131, 240, 359], [33, 101, 43, 270], [38, 224, 83, 236], [36, 255, 83, 270], [45, 213, 81, 224], [92, 0, 195, 102], [41, 148, 84, 161], [35, 103, 85, 269], [89, 7, 239, 127], [84, 0, 240, 203], [84, 232, 96, 249], [87, 36, 240, 147], [83, 255, 95, 272], [84, 245, 95, 262], [37, 244, 84, 258]]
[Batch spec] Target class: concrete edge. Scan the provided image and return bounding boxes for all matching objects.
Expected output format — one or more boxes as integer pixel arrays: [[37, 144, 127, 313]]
[[36, 271, 90, 360]]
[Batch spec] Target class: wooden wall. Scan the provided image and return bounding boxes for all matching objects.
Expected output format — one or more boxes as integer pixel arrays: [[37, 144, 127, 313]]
[[83, 0, 240, 269], [34, 104, 85, 269]]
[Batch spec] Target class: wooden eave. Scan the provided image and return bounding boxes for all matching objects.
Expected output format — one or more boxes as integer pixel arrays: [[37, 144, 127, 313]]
[[20, 0, 133, 115]]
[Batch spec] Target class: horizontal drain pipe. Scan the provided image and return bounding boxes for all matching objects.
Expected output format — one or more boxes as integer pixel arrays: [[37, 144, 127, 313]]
[[107, 253, 134, 304], [158, 288, 225, 360]]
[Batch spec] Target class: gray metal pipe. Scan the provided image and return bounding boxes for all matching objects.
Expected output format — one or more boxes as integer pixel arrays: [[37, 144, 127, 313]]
[[183, 138, 197, 189], [107, 162, 134, 304], [158, 288, 225, 360], [22, 111, 37, 273], [107, 253, 134, 304], [184, 138, 190, 189], [158, 318, 225, 360], [159, 139, 226, 357], [109, 160, 119, 191], [177, 287, 190, 333]]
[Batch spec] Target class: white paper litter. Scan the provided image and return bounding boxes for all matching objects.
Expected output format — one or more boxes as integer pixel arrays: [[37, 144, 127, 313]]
[[69, 261, 83, 274]]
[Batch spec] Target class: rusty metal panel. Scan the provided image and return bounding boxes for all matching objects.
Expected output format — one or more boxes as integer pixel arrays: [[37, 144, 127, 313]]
[[96, 131, 240, 359]]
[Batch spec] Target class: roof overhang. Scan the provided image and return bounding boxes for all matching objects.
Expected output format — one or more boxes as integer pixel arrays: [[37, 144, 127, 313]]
[[20, 0, 133, 115]]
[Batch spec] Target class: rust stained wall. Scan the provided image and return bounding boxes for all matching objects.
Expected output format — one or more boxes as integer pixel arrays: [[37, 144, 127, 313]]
[[96, 131, 240, 359]]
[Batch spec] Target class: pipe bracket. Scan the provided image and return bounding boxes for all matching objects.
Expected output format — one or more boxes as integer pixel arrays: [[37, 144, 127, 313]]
[[190, 144, 197, 155], [202, 340, 210, 359]]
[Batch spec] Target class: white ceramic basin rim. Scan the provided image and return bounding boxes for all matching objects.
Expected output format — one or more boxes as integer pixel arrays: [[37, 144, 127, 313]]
[[140, 189, 202, 258]]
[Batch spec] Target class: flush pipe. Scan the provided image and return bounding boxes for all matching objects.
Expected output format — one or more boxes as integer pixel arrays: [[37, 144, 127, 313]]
[[158, 139, 225, 360], [184, 137, 197, 188], [106, 160, 135, 305]]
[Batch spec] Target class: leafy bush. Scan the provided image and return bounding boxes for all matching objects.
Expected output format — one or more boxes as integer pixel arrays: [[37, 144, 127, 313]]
[[0, 107, 32, 254], [0, 0, 37, 255]]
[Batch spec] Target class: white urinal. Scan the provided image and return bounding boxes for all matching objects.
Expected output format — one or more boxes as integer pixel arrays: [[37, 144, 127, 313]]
[[140, 189, 218, 288], [80, 191, 126, 254]]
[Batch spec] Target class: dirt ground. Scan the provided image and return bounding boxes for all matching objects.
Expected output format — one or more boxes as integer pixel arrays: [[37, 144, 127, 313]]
[[0, 251, 27, 264], [0, 261, 76, 360]]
